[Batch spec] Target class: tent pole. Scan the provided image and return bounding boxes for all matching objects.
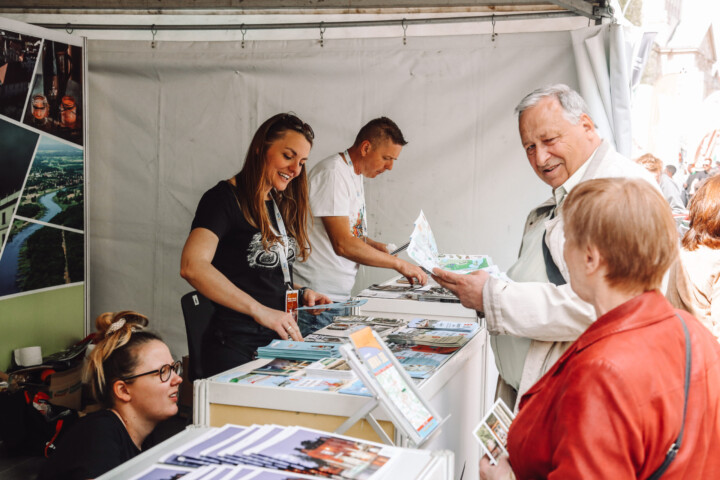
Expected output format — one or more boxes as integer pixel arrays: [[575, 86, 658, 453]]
[[31, 10, 583, 32]]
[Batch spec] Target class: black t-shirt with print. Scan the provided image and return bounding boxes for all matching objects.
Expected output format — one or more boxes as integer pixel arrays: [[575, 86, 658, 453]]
[[190, 181, 297, 333]]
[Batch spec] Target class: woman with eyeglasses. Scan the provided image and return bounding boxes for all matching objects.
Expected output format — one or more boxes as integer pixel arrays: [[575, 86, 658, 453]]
[[181, 113, 331, 378], [38, 311, 182, 480]]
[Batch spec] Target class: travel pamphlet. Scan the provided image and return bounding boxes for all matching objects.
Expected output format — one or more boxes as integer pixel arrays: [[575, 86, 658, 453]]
[[472, 398, 515, 465], [407, 318, 479, 333], [304, 357, 355, 380], [406, 210, 509, 280], [249, 359, 312, 376], [390, 349, 451, 379], [387, 327, 473, 348]]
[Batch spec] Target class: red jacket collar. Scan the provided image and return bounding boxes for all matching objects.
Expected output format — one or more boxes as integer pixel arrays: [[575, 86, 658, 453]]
[[523, 291, 676, 399], [573, 290, 676, 352]]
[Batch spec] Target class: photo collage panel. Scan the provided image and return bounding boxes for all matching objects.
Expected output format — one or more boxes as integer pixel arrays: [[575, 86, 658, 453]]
[[0, 22, 85, 299]]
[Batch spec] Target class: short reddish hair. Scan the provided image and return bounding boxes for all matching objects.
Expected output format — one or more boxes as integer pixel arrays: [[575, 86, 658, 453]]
[[682, 175, 720, 251], [562, 178, 678, 292], [634, 153, 663, 175]]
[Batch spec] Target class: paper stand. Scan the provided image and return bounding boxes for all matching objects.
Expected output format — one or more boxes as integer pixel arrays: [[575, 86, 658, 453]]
[[336, 328, 446, 448], [333, 395, 394, 445]]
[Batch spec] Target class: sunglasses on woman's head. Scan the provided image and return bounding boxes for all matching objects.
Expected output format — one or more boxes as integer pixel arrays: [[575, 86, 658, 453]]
[[281, 114, 314, 140], [120, 360, 183, 383]]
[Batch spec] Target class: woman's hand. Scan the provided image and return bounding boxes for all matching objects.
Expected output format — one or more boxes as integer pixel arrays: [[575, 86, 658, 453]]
[[252, 305, 303, 341], [479, 455, 514, 480], [302, 289, 333, 315]]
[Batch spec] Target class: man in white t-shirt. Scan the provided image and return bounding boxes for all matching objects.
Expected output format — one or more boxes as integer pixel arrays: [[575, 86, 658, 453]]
[[294, 117, 427, 335]]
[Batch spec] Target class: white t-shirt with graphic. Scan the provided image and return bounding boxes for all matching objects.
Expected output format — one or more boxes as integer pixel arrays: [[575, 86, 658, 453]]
[[294, 152, 365, 301]]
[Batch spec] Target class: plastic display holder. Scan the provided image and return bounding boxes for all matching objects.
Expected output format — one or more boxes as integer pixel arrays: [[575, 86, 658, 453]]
[[335, 327, 447, 448]]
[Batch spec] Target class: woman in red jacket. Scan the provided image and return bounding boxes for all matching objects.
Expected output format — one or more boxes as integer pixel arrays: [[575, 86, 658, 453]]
[[481, 178, 720, 480]]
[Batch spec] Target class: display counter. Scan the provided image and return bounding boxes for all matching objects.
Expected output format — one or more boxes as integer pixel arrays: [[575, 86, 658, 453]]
[[193, 326, 485, 480]]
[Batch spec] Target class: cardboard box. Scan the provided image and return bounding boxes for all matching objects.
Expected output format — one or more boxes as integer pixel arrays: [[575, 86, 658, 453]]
[[48, 365, 83, 410]]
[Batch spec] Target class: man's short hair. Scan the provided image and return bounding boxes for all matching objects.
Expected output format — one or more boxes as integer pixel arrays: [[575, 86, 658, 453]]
[[666, 165, 677, 176], [634, 153, 663, 175], [563, 178, 678, 293], [515, 84, 592, 125], [353, 117, 408, 148]]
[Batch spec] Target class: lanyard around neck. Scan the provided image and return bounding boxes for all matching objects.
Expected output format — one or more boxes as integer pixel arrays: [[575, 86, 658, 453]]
[[270, 196, 293, 288], [343, 150, 354, 170]]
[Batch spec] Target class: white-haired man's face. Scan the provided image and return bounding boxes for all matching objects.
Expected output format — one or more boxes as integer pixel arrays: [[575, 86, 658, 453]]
[[519, 96, 599, 189]]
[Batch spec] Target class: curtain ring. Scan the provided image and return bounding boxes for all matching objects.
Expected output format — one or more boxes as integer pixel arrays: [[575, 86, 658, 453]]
[[402, 18, 408, 46], [491, 15, 497, 42], [319, 22, 326, 48], [241, 24, 247, 49], [151, 24, 158, 49], [65, 23, 74, 35]]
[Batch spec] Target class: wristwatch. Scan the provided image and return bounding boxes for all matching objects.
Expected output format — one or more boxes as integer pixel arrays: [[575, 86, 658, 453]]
[[298, 287, 309, 307]]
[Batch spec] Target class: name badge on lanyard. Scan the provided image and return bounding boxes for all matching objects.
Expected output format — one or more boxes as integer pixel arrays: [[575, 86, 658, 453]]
[[285, 290, 299, 320], [271, 197, 299, 318]]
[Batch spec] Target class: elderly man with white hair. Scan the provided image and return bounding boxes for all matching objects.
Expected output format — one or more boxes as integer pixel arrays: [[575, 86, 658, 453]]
[[434, 84, 657, 409]]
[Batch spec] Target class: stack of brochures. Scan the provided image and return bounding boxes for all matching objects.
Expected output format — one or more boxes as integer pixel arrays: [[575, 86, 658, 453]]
[[304, 315, 404, 344], [407, 318, 479, 333], [387, 328, 472, 348], [213, 358, 354, 393], [389, 349, 451, 379], [304, 358, 355, 380], [256, 340, 341, 362], [140, 424, 402, 480]]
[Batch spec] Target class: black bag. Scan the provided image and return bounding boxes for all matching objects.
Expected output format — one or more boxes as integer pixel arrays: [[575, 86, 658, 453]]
[[0, 389, 79, 457]]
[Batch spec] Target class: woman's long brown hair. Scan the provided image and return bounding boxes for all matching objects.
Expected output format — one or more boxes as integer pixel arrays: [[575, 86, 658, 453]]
[[234, 113, 314, 261]]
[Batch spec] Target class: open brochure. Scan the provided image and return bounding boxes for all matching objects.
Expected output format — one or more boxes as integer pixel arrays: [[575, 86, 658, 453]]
[[406, 210, 511, 281], [472, 398, 515, 465]]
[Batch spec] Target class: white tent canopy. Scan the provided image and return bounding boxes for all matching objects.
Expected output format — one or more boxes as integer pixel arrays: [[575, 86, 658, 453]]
[[74, 19, 634, 358], [1, 2, 633, 359]]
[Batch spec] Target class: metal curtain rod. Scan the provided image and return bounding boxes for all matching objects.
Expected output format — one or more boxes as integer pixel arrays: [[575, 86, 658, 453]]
[[32, 11, 579, 32]]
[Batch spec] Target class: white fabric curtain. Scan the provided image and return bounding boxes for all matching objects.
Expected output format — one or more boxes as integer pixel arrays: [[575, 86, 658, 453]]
[[571, 23, 634, 157], [87, 24, 628, 357]]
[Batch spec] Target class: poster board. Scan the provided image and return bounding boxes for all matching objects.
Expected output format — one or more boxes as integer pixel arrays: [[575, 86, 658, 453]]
[[341, 326, 444, 447], [0, 17, 87, 370]]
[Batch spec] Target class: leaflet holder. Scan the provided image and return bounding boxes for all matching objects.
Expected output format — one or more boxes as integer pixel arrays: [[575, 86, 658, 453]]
[[335, 327, 446, 448]]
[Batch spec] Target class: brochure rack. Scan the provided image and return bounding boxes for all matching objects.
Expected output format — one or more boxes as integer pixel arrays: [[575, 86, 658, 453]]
[[336, 328, 445, 448]]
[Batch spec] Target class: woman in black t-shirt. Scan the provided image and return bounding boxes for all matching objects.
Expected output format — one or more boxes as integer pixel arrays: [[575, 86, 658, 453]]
[[39, 311, 183, 480], [181, 113, 331, 377]]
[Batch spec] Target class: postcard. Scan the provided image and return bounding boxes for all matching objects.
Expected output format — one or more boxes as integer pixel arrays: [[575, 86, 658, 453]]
[[472, 398, 516, 465]]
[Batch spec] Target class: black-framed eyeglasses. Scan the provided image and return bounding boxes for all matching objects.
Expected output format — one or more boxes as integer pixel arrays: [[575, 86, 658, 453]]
[[282, 113, 314, 140], [120, 360, 182, 383]]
